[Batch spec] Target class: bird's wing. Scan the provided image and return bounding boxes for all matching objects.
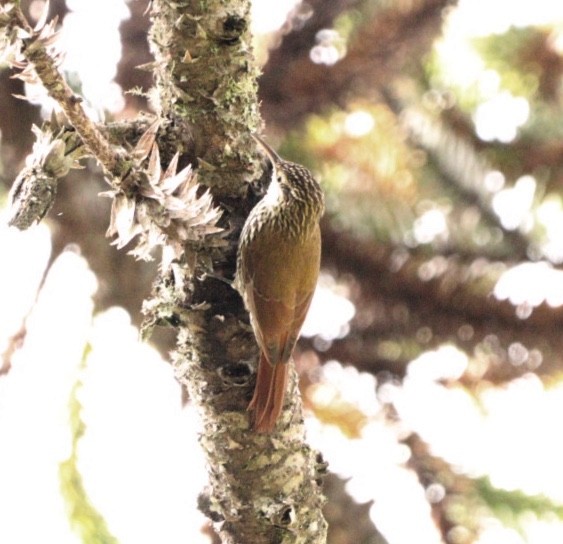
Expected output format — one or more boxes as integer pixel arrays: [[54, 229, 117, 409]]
[[241, 227, 320, 365]]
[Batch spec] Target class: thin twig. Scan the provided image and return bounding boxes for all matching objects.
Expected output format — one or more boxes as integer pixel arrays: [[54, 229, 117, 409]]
[[10, 4, 126, 177]]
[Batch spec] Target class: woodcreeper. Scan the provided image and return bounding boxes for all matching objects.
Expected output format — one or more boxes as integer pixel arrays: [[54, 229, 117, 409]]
[[236, 135, 324, 432]]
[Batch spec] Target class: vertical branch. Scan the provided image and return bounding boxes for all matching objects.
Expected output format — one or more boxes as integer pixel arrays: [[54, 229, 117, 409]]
[[147, 1, 328, 543], [148, 0, 260, 189]]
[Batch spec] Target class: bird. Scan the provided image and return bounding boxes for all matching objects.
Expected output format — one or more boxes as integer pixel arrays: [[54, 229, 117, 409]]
[[235, 134, 324, 432]]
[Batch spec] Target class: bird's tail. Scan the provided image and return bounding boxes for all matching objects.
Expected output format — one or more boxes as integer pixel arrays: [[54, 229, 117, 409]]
[[247, 352, 289, 433]]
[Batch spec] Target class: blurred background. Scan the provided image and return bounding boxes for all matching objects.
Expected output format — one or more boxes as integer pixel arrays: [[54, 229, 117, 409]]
[[2, 0, 563, 542]]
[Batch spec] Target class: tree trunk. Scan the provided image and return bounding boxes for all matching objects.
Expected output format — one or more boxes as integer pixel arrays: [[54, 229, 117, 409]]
[[147, 1, 327, 542]]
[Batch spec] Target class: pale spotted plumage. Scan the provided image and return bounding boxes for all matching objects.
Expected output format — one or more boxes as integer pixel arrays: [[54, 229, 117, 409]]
[[236, 159, 324, 277]]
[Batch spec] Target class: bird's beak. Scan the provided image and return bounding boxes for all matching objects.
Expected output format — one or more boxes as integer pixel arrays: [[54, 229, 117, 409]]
[[251, 133, 282, 165]]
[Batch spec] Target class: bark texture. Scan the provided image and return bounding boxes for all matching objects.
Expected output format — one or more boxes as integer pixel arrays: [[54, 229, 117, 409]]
[[147, 1, 327, 542]]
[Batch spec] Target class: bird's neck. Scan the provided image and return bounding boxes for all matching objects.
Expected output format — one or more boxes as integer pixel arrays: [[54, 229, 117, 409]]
[[262, 182, 322, 240], [263, 175, 284, 207]]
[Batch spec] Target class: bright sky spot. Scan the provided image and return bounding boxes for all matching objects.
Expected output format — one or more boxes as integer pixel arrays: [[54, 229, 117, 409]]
[[434, 29, 485, 92], [474, 92, 530, 143], [344, 110, 375, 138], [0, 248, 97, 544], [475, 525, 526, 544], [494, 261, 563, 308], [452, 0, 563, 37], [78, 309, 209, 544], [319, 360, 380, 416], [24, 0, 129, 115], [0, 218, 51, 354], [60, 1, 129, 113], [491, 175, 536, 230], [251, 0, 301, 34], [310, 28, 346, 66], [413, 208, 448, 244], [302, 274, 355, 340], [537, 198, 563, 263], [309, 44, 340, 66], [408, 345, 468, 382]]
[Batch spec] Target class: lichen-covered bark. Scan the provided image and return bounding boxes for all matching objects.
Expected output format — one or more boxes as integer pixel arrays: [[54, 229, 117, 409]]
[[147, 1, 327, 542], [149, 0, 260, 190]]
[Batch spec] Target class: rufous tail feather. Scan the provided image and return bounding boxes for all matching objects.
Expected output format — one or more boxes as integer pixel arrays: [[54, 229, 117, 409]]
[[247, 352, 289, 433]]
